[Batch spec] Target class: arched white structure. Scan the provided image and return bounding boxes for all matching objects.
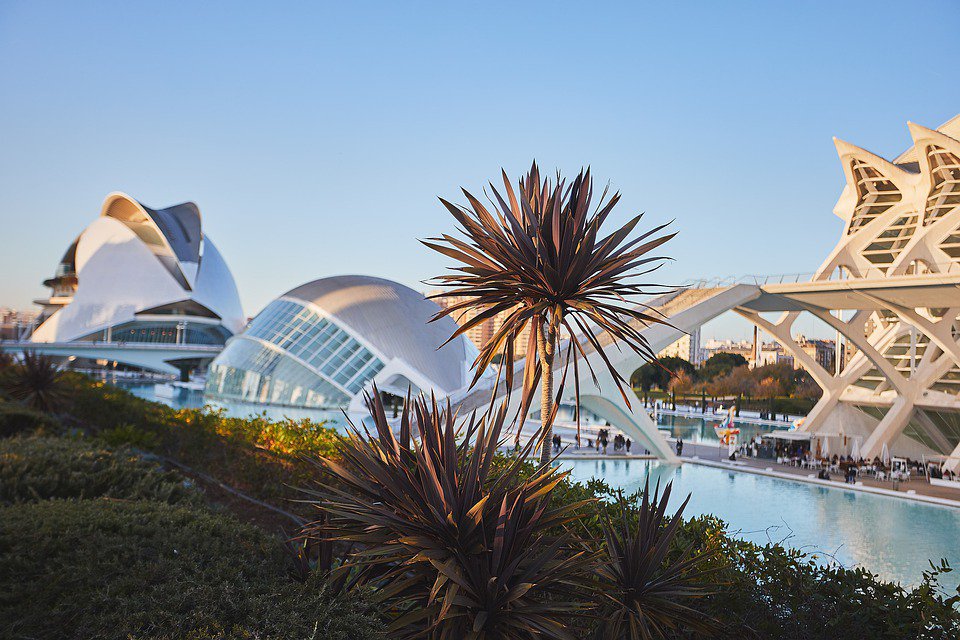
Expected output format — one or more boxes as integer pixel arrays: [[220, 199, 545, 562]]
[[25, 192, 244, 376], [204, 275, 479, 411], [452, 286, 764, 462], [448, 115, 960, 466], [733, 115, 960, 467]]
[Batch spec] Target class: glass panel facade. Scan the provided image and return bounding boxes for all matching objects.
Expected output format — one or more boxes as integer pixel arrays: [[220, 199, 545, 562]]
[[78, 321, 229, 346], [205, 298, 386, 408]]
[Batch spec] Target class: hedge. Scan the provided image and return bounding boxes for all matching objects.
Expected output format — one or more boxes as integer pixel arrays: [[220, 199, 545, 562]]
[[0, 436, 198, 505], [0, 401, 59, 438], [0, 499, 383, 640]]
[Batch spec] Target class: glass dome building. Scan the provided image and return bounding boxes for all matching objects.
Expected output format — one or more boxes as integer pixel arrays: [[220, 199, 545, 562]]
[[205, 275, 477, 411]]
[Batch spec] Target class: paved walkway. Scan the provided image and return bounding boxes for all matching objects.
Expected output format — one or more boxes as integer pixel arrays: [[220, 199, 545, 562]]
[[674, 439, 960, 508]]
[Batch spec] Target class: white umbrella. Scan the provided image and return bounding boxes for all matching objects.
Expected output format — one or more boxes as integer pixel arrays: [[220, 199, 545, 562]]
[[881, 442, 891, 466], [821, 435, 830, 457], [851, 437, 861, 461]]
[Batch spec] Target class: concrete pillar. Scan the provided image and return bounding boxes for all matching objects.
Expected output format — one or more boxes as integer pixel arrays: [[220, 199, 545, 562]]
[[861, 397, 914, 460]]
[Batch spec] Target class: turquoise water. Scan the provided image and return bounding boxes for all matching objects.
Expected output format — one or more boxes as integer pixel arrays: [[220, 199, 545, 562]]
[[122, 380, 960, 589], [654, 412, 791, 444], [565, 458, 960, 589]]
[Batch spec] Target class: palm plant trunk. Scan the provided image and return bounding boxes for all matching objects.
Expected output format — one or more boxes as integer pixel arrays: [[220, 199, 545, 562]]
[[538, 322, 556, 467]]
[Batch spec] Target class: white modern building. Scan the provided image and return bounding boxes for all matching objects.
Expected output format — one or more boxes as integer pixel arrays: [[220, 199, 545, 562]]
[[453, 115, 960, 467], [204, 275, 478, 412], [737, 115, 960, 464], [16, 192, 245, 378]]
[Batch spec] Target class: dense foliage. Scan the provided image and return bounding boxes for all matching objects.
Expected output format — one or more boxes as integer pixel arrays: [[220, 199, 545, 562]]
[[0, 401, 60, 437], [633, 356, 821, 407], [309, 392, 715, 639], [56, 372, 340, 510], [0, 499, 383, 640], [1, 373, 957, 638], [0, 436, 199, 505]]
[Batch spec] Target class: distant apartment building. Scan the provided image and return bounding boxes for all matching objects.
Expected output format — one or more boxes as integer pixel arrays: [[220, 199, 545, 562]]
[[657, 326, 701, 364], [0, 308, 38, 341], [701, 338, 754, 364], [430, 293, 531, 357], [796, 335, 841, 372]]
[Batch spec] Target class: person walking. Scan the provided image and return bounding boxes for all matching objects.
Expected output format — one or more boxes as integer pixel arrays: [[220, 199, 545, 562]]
[[676, 437, 684, 457]]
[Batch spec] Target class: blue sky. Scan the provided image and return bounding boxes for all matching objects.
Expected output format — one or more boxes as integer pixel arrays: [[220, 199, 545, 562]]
[[1, 1, 958, 340]]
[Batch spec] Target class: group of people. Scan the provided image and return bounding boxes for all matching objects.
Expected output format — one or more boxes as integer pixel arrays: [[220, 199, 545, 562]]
[[929, 465, 958, 481], [777, 449, 954, 485], [579, 428, 633, 455], [550, 433, 564, 452], [736, 436, 765, 459]]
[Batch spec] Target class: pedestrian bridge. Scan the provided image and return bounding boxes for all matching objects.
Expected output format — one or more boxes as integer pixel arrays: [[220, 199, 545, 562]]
[[0, 340, 221, 378], [449, 270, 960, 463], [450, 284, 762, 461]]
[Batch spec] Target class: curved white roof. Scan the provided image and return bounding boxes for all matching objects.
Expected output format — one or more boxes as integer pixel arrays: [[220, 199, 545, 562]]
[[284, 275, 474, 393], [32, 193, 244, 343]]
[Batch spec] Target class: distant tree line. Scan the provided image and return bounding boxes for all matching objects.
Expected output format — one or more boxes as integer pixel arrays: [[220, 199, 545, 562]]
[[632, 353, 822, 403]]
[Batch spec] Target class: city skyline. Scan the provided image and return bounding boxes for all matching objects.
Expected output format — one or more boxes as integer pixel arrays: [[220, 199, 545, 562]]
[[1, 2, 958, 341]]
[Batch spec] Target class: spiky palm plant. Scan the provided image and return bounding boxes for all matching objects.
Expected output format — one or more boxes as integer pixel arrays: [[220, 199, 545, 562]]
[[305, 389, 591, 639], [425, 162, 675, 465], [1, 351, 67, 412], [593, 483, 718, 639]]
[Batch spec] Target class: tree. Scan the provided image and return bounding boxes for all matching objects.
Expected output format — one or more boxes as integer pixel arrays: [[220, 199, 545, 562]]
[[708, 365, 757, 397], [632, 357, 694, 394], [668, 370, 695, 395], [700, 352, 748, 381], [752, 362, 796, 394], [425, 163, 674, 465], [758, 376, 785, 398]]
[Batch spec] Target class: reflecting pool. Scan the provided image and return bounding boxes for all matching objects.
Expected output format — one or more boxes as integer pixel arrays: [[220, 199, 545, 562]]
[[565, 458, 960, 589], [118, 380, 352, 427], [654, 412, 791, 445]]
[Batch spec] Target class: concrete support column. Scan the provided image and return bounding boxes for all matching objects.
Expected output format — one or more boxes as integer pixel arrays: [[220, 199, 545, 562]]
[[798, 390, 839, 434], [944, 440, 960, 474], [861, 397, 914, 460]]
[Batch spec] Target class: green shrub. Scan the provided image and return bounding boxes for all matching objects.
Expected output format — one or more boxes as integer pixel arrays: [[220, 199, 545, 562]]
[[668, 514, 960, 639], [0, 401, 60, 438], [43, 374, 344, 515], [0, 499, 383, 640], [0, 437, 196, 505], [98, 422, 159, 449]]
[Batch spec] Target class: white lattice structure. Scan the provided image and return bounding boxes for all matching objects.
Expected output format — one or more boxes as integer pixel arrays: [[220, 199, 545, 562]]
[[450, 115, 960, 467], [736, 115, 960, 468]]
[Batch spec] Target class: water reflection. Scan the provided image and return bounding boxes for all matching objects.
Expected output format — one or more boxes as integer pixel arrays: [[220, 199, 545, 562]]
[[654, 412, 791, 444], [565, 458, 960, 589]]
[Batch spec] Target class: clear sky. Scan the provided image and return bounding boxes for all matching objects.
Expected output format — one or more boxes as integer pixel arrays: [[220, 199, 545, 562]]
[[1, 1, 957, 340]]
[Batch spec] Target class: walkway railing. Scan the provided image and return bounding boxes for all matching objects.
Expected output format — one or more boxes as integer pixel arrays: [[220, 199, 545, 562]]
[[0, 340, 221, 353], [682, 260, 960, 289]]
